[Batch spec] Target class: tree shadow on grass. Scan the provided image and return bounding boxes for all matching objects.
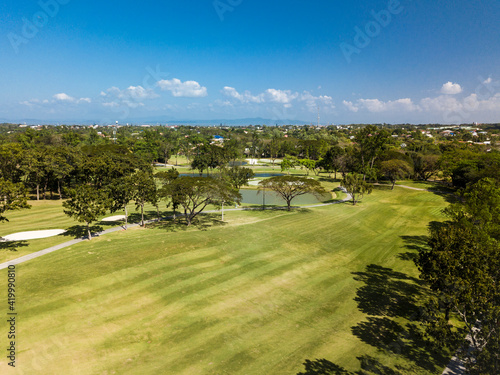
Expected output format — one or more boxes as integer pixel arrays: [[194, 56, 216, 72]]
[[145, 213, 227, 232], [61, 225, 104, 239], [372, 184, 393, 191], [299, 264, 450, 375], [0, 240, 28, 251], [318, 177, 341, 183], [241, 205, 284, 213], [400, 235, 428, 252], [194, 213, 228, 231], [352, 264, 423, 319], [425, 184, 458, 204], [427, 220, 448, 233], [350, 264, 449, 373], [128, 210, 165, 224], [292, 207, 313, 214], [297, 358, 351, 374], [145, 219, 188, 232], [398, 235, 429, 262], [398, 225, 447, 262], [297, 355, 406, 375]]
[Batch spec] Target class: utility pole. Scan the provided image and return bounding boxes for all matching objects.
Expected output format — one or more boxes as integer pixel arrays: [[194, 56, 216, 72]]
[[113, 120, 118, 144]]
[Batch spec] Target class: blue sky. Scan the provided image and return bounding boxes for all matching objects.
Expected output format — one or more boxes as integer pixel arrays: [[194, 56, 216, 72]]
[[1, 0, 499, 125]]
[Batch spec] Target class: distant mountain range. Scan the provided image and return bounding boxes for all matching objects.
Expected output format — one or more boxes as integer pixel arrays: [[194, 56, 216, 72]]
[[1, 117, 311, 126]]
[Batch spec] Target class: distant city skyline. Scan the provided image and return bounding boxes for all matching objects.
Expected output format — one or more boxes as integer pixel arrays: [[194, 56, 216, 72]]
[[1, 0, 499, 125]]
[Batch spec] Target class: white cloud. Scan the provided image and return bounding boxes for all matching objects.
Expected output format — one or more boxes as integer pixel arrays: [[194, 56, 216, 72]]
[[441, 81, 463, 95], [50, 93, 92, 104], [222, 86, 301, 107], [100, 85, 158, 109], [53, 93, 76, 102], [300, 91, 335, 112], [105, 86, 158, 100], [52, 93, 92, 104], [264, 89, 298, 104], [420, 95, 462, 112], [418, 93, 500, 119], [125, 86, 158, 100], [222, 86, 264, 103], [358, 99, 386, 112], [392, 98, 421, 111], [158, 78, 207, 97], [417, 91, 500, 123], [464, 93, 500, 111], [483, 77, 492, 85], [353, 98, 420, 112], [343, 100, 359, 112], [221, 87, 338, 115], [123, 101, 144, 109], [222, 86, 243, 101], [222, 86, 240, 100], [213, 99, 234, 107], [20, 99, 42, 107]]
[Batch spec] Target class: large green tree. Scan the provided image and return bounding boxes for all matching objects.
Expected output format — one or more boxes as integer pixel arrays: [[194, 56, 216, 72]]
[[130, 169, 158, 226], [417, 178, 500, 374], [0, 179, 30, 223], [164, 177, 240, 226], [298, 159, 316, 176], [22, 147, 47, 201], [107, 175, 135, 229], [380, 159, 413, 189], [341, 173, 373, 205], [222, 165, 255, 190], [354, 125, 390, 181], [0, 143, 25, 183], [191, 144, 233, 175], [157, 168, 181, 222], [63, 185, 111, 240], [318, 145, 344, 179], [280, 157, 297, 175], [266, 137, 281, 167], [409, 153, 440, 181], [258, 176, 326, 211], [49, 146, 74, 199], [439, 149, 500, 188]]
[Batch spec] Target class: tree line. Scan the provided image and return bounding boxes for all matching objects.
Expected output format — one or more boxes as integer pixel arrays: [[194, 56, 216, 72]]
[[1, 123, 498, 233]]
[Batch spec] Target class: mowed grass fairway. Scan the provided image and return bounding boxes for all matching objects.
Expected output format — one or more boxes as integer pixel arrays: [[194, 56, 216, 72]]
[[4, 186, 451, 374]]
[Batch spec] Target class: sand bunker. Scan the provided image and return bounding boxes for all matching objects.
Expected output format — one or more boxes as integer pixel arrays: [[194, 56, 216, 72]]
[[101, 215, 126, 222], [248, 179, 262, 186], [2, 229, 67, 241]]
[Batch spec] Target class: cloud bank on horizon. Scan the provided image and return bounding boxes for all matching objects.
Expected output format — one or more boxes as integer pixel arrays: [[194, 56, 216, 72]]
[[18, 78, 500, 125], [1, 0, 499, 124]]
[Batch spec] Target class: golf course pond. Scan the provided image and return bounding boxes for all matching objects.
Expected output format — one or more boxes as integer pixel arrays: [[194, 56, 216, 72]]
[[180, 172, 284, 178], [238, 189, 332, 205], [176, 173, 333, 205]]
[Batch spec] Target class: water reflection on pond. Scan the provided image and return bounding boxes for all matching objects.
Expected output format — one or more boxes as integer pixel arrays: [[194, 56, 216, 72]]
[[174, 173, 331, 205]]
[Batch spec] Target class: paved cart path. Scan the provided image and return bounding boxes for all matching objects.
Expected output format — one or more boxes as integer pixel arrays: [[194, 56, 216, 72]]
[[442, 356, 466, 374]]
